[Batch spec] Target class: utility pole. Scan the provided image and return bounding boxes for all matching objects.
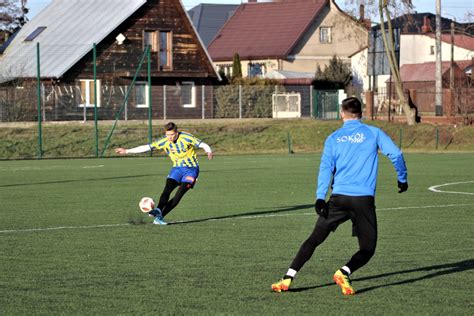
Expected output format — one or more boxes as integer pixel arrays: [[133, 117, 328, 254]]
[[435, 0, 443, 116]]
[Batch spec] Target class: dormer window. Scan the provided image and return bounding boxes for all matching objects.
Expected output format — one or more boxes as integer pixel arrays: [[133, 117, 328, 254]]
[[25, 27, 46, 42]]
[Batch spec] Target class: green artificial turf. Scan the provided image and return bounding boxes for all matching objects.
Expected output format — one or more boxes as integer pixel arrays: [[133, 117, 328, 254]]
[[1, 153, 473, 314]]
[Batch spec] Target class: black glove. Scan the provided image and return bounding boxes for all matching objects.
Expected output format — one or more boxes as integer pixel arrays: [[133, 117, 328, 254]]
[[315, 199, 328, 218], [398, 181, 408, 193]]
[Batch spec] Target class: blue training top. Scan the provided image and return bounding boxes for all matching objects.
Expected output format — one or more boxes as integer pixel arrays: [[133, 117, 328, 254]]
[[316, 120, 408, 199]]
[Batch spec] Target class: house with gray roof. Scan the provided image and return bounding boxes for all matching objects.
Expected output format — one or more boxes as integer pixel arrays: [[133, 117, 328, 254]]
[[188, 3, 239, 47], [0, 0, 219, 122]]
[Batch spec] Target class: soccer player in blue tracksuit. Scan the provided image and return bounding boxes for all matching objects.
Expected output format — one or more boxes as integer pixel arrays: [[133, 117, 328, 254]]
[[272, 97, 408, 295], [115, 122, 213, 225]]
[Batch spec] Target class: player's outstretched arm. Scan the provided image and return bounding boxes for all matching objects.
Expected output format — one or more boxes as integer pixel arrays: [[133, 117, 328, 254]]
[[198, 142, 213, 160], [115, 145, 151, 155], [115, 148, 128, 155]]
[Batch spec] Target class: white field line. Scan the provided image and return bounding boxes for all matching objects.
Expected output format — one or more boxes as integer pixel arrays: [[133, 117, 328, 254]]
[[428, 180, 474, 195], [0, 165, 104, 172], [0, 223, 130, 233], [1, 203, 474, 234]]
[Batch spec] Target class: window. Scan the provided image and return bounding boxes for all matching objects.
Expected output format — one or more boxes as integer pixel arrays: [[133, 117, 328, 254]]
[[144, 31, 158, 52], [25, 26, 47, 41], [79, 79, 101, 107], [159, 31, 172, 70], [218, 64, 233, 77], [430, 45, 435, 55], [248, 63, 265, 77], [135, 82, 149, 108], [144, 30, 172, 70], [319, 27, 331, 44], [181, 82, 196, 108]]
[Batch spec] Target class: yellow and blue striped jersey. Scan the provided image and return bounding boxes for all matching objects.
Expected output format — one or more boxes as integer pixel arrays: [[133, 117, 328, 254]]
[[150, 132, 202, 167]]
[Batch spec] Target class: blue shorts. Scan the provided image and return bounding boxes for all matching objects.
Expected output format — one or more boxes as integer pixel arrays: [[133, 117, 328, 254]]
[[168, 167, 199, 186]]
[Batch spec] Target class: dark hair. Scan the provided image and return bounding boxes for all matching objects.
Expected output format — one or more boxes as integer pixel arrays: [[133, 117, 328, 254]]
[[341, 97, 362, 117], [164, 122, 177, 132]]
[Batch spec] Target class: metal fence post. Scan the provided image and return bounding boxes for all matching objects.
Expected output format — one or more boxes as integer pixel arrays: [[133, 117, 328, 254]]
[[275, 85, 278, 118], [36, 42, 43, 159], [83, 99, 86, 122], [163, 85, 167, 120], [202, 85, 205, 119], [239, 84, 242, 119], [124, 97, 128, 121], [436, 127, 439, 150], [93, 43, 99, 158], [147, 45, 153, 157], [287, 132, 293, 154], [399, 128, 403, 148]]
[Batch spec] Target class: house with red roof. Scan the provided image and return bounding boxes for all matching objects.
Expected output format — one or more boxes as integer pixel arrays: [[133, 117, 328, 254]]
[[398, 62, 466, 87], [207, 0, 368, 79]]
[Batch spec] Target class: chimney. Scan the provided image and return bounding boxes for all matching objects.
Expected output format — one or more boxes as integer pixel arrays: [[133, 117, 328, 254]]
[[359, 4, 365, 21], [422, 16, 431, 33]]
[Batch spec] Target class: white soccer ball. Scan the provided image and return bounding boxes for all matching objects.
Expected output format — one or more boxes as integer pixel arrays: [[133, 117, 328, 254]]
[[139, 197, 155, 213]]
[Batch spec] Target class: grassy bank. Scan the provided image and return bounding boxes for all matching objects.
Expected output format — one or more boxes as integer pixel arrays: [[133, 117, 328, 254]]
[[1, 119, 473, 159]]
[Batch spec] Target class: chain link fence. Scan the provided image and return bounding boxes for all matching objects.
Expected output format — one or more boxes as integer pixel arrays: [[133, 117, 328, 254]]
[[372, 86, 473, 123], [0, 82, 319, 121]]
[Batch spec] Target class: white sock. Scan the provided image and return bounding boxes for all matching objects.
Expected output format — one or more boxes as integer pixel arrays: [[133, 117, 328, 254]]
[[341, 266, 351, 275], [286, 268, 297, 278]]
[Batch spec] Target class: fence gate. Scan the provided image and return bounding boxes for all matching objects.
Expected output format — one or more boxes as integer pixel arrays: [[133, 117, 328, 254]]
[[272, 93, 301, 118], [313, 90, 339, 119]]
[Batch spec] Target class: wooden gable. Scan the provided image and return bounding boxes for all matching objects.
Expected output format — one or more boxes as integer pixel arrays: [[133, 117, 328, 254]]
[[63, 0, 217, 84]]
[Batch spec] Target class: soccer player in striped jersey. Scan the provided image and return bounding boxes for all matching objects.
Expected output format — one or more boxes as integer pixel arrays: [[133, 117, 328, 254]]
[[115, 122, 213, 225]]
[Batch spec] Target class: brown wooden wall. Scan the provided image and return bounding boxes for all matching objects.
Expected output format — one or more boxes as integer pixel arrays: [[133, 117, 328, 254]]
[[0, 81, 214, 122], [64, 0, 216, 82]]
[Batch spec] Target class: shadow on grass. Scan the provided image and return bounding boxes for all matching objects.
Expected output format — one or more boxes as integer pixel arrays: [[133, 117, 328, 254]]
[[167, 204, 314, 225], [0, 174, 160, 188], [355, 259, 474, 294], [0, 167, 269, 188], [288, 259, 474, 293]]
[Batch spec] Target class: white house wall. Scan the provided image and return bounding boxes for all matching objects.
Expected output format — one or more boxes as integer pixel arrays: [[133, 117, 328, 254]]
[[350, 49, 369, 100], [401, 34, 473, 65], [353, 34, 473, 95]]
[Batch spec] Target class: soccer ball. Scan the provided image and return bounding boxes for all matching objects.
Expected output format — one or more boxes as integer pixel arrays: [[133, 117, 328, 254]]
[[139, 197, 155, 213]]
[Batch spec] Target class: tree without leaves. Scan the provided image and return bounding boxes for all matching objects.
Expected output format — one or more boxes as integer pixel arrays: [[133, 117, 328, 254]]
[[0, 0, 29, 34], [379, 0, 417, 125], [342, 0, 417, 125]]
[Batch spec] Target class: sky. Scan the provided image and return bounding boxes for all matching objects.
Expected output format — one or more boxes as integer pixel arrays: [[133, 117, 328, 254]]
[[26, 0, 473, 22]]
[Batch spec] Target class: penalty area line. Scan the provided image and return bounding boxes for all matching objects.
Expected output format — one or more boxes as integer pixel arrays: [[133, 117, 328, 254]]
[[428, 180, 474, 195], [1, 203, 473, 234]]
